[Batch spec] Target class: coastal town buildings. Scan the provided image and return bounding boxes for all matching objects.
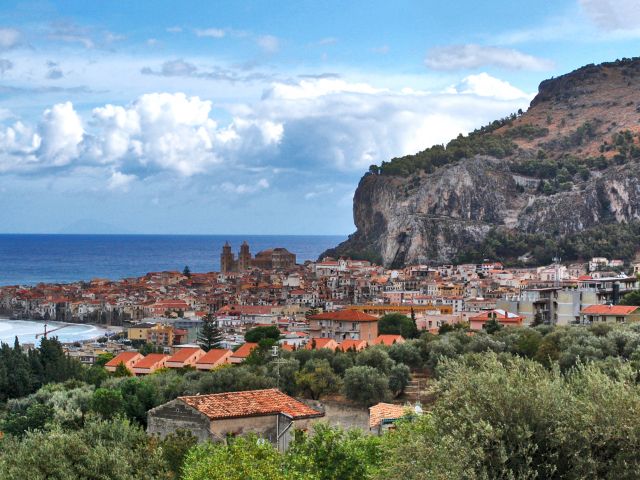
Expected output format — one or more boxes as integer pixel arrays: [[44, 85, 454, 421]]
[[2, 250, 640, 364]]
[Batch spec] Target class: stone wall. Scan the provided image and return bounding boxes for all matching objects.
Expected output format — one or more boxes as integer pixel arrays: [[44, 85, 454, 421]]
[[147, 399, 212, 442]]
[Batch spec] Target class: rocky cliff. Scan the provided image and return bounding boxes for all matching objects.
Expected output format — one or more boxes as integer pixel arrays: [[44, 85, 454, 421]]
[[324, 58, 640, 267]]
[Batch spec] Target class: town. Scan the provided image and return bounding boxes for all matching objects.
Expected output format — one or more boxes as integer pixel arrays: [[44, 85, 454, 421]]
[[1, 242, 639, 364]]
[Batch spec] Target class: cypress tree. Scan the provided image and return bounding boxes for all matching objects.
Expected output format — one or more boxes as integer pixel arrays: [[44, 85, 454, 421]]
[[197, 316, 223, 351]]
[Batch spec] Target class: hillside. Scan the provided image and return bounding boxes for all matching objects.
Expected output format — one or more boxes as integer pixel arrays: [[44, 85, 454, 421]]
[[324, 58, 640, 267]]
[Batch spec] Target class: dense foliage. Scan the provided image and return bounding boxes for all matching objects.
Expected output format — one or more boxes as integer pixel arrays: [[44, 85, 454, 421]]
[[372, 130, 517, 176], [457, 221, 640, 265], [6, 322, 640, 477]]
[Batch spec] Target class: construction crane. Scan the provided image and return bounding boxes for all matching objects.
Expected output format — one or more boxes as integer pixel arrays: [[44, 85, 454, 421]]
[[35, 323, 71, 339]]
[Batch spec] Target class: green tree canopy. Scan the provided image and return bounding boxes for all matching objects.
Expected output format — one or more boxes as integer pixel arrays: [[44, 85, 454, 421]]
[[377, 314, 418, 339]]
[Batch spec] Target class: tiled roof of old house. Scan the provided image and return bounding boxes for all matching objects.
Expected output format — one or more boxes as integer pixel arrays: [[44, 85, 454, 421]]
[[179, 388, 323, 420]]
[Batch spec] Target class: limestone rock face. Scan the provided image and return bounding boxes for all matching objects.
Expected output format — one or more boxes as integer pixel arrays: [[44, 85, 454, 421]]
[[324, 58, 640, 266]]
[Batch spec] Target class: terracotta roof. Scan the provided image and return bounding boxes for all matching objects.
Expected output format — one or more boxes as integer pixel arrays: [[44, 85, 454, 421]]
[[231, 342, 259, 358], [308, 309, 378, 322], [167, 347, 204, 362], [338, 339, 368, 351], [179, 388, 323, 420], [369, 402, 406, 428], [197, 349, 232, 364], [105, 351, 141, 367], [306, 338, 338, 350], [373, 334, 405, 346], [581, 305, 640, 315], [132, 353, 169, 369]]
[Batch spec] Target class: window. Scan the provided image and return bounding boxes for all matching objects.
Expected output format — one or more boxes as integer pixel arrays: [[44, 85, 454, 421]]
[[616, 316, 625, 323]]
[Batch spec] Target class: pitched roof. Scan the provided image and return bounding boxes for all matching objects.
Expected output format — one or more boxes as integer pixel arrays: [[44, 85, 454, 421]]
[[306, 338, 338, 350], [167, 347, 204, 363], [308, 309, 378, 322], [338, 339, 368, 351], [581, 304, 640, 315], [105, 351, 141, 367], [373, 334, 405, 346], [231, 342, 259, 358], [197, 348, 232, 364], [179, 388, 323, 420], [470, 309, 523, 322], [369, 402, 406, 428], [132, 353, 169, 369]]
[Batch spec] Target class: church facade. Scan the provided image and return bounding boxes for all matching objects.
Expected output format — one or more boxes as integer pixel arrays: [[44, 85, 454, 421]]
[[220, 241, 296, 273]]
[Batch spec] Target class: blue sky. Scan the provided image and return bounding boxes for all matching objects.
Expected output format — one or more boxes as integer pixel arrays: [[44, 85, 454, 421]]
[[0, 0, 639, 234]]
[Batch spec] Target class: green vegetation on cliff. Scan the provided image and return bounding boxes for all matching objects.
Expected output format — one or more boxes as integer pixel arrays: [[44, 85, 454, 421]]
[[457, 221, 640, 265]]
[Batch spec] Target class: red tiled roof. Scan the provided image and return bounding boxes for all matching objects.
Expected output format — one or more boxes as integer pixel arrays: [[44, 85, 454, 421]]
[[581, 305, 640, 315], [373, 335, 405, 346], [179, 388, 323, 420], [306, 338, 338, 350], [338, 339, 368, 351], [105, 351, 141, 367], [308, 309, 378, 322], [231, 342, 259, 358], [197, 349, 232, 364], [369, 402, 406, 428], [132, 353, 169, 369], [167, 347, 204, 362]]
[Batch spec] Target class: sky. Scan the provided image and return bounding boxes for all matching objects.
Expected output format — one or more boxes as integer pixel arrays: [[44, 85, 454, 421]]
[[0, 0, 639, 235]]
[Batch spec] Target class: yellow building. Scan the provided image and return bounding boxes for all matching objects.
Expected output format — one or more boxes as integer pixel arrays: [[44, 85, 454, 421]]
[[127, 322, 155, 341]]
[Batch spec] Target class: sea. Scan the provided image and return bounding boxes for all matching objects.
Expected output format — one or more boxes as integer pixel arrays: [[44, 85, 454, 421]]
[[0, 234, 345, 343], [0, 234, 345, 286], [0, 319, 109, 344]]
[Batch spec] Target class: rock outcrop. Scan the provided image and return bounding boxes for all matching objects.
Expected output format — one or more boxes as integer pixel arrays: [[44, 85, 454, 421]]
[[324, 58, 640, 266]]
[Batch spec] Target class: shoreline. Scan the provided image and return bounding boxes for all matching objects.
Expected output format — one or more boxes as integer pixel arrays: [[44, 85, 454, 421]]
[[0, 317, 122, 344]]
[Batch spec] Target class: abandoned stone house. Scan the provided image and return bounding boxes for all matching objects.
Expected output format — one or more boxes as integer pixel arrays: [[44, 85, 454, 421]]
[[147, 388, 324, 451]]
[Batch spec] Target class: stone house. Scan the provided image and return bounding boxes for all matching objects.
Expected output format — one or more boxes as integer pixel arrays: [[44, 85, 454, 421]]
[[147, 388, 324, 451]]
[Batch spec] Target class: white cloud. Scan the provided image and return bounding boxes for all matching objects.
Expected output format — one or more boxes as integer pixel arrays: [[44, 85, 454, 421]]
[[37, 102, 84, 166], [220, 177, 269, 194], [257, 35, 279, 53], [425, 44, 554, 71], [107, 171, 136, 191], [195, 28, 226, 38], [579, 0, 640, 31], [0, 28, 20, 49], [0, 74, 531, 178], [445, 72, 533, 101]]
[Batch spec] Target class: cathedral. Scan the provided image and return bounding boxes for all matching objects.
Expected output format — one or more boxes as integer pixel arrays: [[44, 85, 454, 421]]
[[220, 241, 296, 272]]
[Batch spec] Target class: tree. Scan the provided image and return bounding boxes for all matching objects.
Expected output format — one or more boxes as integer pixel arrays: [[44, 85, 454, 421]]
[[244, 326, 281, 343], [159, 429, 198, 478], [484, 318, 503, 334], [388, 363, 411, 397], [438, 323, 455, 335], [378, 313, 418, 339], [183, 265, 191, 277], [295, 359, 340, 400], [114, 362, 132, 377], [95, 352, 115, 367], [91, 388, 125, 419], [619, 290, 640, 306], [355, 346, 394, 374], [198, 316, 223, 351], [182, 435, 288, 480], [0, 417, 170, 479], [343, 366, 390, 406], [287, 424, 383, 480]]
